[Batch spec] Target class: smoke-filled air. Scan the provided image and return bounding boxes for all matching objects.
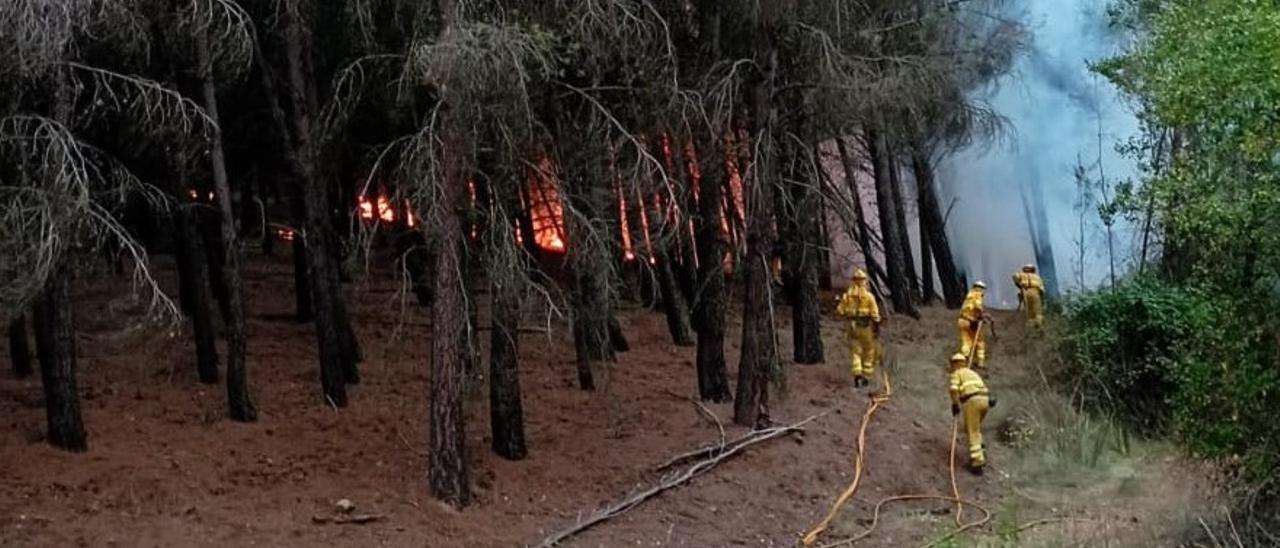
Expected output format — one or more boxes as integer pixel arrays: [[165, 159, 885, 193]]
[[2, 1, 1278, 546], [941, 0, 1142, 308]]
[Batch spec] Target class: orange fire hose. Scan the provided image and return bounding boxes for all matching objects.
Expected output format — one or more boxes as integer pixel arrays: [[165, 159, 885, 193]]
[[801, 366, 992, 547]]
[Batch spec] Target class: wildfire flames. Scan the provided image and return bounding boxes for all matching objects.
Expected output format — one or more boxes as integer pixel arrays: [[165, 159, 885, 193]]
[[342, 136, 745, 262]]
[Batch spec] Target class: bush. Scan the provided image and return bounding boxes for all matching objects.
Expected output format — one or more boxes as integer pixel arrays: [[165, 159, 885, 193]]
[[1062, 276, 1280, 472], [1061, 276, 1218, 434]]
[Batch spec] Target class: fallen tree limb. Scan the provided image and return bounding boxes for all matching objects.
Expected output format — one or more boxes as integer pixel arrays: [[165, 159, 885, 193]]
[[311, 514, 385, 525], [538, 410, 831, 547]]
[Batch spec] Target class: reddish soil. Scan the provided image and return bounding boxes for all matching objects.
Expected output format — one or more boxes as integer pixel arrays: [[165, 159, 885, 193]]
[[0, 255, 1149, 547]]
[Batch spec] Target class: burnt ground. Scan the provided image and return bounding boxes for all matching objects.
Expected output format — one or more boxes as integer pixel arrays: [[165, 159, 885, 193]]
[[1, 255, 1213, 547]]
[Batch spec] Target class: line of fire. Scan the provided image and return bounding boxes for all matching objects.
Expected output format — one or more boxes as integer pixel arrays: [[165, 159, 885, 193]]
[[343, 134, 749, 272]]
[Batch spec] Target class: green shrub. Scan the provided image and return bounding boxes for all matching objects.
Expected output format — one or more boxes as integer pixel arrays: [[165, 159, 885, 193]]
[[1061, 276, 1218, 434], [1062, 277, 1280, 472]]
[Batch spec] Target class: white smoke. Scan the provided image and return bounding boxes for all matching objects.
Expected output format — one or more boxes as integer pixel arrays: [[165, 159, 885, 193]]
[[939, 0, 1142, 309]]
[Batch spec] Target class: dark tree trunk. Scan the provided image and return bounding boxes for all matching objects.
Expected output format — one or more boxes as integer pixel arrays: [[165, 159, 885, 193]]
[[563, 121, 616, 391], [835, 138, 889, 289], [282, 0, 356, 406], [867, 129, 918, 317], [171, 168, 221, 385], [254, 38, 313, 321], [426, 0, 471, 506], [647, 201, 694, 347], [32, 270, 87, 452], [692, 142, 732, 402], [887, 149, 919, 302], [9, 316, 33, 378], [789, 162, 824, 365], [489, 278, 527, 460], [197, 29, 256, 421], [201, 212, 231, 322], [291, 235, 314, 320], [816, 182, 833, 291], [910, 146, 965, 308], [735, 30, 780, 428], [919, 211, 938, 304]]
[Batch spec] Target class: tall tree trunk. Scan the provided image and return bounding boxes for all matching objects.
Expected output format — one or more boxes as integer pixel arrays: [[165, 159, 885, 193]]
[[170, 153, 220, 385], [563, 121, 616, 391], [835, 138, 888, 288], [253, 39, 312, 321], [489, 277, 527, 460], [887, 149, 919, 302], [919, 210, 937, 304], [788, 143, 824, 364], [867, 129, 917, 317], [9, 316, 33, 378], [32, 270, 86, 451], [198, 29, 256, 421], [692, 141, 732, 402], [427, 0, 471, 506], [735, 30, 780, 428], [647, 199, 694, 347], [910, 145, 964, 308], [282, 0, 354, 406]]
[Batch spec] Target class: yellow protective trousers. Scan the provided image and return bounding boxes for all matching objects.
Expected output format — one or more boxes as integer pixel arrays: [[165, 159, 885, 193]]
[[848, 319, 878, 378], [1023, 289, 1044, 329], [962, 394, 990, 468], [957, 319, 986, 369]]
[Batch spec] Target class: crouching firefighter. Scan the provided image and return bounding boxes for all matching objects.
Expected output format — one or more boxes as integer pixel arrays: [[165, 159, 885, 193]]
[[836, 269, 881, 388], [949, 353, 996, 473]]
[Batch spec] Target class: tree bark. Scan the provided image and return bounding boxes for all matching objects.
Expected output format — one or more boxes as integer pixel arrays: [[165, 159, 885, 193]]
[[868, 128, 918, 317], [9, 316, 33, 378], [563, 122, 616, 391], [171, 164, 221, 385], [427, 0, 471, 506], [835, 137, 888, 289], [282, 0, 356, 406], [735, 29, 780, 428], [198, 28, 256, 421], [911, 145, 965, 308], [919, 210, 937, 304], [886, 148, 919, 302], [692, 141, 732, 402], [646, 197, 694, 347], [32, 270, 87, 452], [489, 277, 527, 460], [788, 143, 824, 365], [252, 38, 312, 321]]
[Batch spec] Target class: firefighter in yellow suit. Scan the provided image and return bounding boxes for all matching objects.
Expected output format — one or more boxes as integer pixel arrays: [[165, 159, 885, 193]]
[[836, 269, 880, 387], [949, 353, 995, 472], [1012, 264, 1045, 329], [958, 281, 989, 370]]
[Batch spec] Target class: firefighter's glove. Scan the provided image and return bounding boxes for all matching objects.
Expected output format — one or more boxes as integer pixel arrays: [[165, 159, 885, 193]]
[[989, 398, 998, 409], [951, 403, 960, 416]]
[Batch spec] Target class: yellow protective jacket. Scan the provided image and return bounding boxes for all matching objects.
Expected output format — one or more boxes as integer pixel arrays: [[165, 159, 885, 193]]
[[1012, 272, 1044, 294], [959, 289, 985, 322], [837, 284, 880, 322], [949, 366, 988, 406]]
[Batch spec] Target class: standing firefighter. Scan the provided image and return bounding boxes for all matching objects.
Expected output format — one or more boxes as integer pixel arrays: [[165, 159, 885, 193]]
[[836, 269, 880, 388], [958, 281, 990, 370], [949, 352, 996, 473], [1012, 264, 1045, 329]]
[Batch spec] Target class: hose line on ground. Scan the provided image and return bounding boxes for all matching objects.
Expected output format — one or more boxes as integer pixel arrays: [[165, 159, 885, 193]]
[[801, 369, 992, 548]]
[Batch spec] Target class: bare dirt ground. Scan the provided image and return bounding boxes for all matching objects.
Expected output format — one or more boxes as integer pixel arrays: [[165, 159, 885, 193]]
[[1, 255, 1214, 547]]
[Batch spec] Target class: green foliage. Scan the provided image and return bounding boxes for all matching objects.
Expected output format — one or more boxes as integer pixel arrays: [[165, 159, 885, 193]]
[[1096, 0, 1280, 287], [1064, 277, 1280, 474], [1062, 276, 1216, 433]]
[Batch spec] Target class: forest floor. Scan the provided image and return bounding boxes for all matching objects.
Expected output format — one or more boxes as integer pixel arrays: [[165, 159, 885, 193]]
[[0, 254, 1220, 547]]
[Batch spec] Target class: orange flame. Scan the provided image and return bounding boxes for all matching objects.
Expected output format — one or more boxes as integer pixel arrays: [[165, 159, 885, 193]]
[[526, 159, 566, 253]]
